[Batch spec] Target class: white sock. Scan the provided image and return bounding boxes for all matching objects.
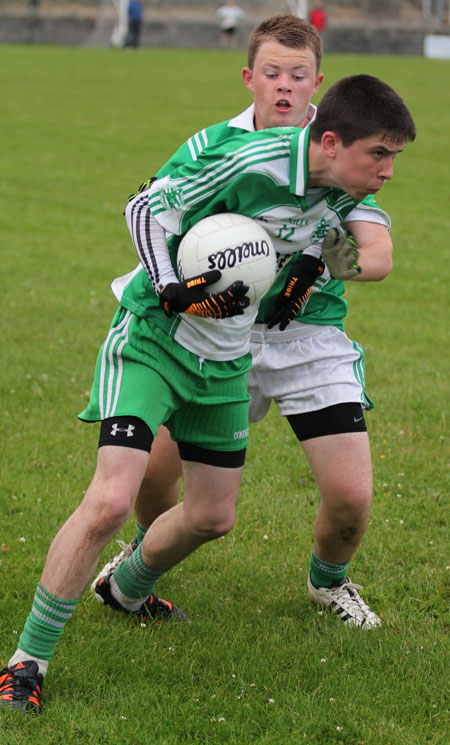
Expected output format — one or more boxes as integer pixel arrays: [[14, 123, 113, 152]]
[[8, 648, 49, 677], [110, 574, 144, 612]]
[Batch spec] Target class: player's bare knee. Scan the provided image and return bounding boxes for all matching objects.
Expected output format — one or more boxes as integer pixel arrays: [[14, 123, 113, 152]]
[[83, 481, 136, 534], [104, 494, 135, 531], [188, 509, 236, 541], [201, 521, 235, 541], [346, 484, 372, 514], [209, 513, 236, 539]]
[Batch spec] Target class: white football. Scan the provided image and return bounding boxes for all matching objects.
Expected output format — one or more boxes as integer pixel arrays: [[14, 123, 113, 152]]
[[177, 213, 276, 305]]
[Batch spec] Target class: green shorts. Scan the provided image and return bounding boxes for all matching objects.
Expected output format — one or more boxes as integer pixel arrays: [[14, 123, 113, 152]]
[[79, 307, 251, 451]]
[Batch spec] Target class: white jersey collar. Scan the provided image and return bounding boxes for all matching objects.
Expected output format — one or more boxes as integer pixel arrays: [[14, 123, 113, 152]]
[[228, 104, 256, 131], [228, 103, 317, 133]]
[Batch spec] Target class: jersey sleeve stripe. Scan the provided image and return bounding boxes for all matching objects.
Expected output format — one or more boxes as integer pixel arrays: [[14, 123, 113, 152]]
[[129, 194, 162, 287], [187, 137, 198, 161], [187, 129, 209, 162], [194, 131, 204, 154]]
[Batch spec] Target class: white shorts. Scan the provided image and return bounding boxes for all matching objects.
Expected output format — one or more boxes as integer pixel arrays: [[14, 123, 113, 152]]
[[248, 323, 372, 422]]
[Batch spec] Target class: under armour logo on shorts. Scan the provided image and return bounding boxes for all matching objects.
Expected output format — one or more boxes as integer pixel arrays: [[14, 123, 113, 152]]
[[110, 423, 135, 438]]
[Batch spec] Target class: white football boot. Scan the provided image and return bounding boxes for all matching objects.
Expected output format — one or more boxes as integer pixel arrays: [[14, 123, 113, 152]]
[[307, 574, 381, 628]]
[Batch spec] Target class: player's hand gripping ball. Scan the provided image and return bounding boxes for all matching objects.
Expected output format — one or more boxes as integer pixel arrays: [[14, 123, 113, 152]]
[[264, 253, 325, 331], [159, 270, 250, 320]]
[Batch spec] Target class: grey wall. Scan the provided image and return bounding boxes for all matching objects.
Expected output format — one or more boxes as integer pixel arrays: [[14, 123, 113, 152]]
[[0, 10, 442, 55]]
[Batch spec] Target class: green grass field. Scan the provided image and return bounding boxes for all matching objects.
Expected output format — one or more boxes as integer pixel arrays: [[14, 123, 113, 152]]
[[0, 44, 449, 744]]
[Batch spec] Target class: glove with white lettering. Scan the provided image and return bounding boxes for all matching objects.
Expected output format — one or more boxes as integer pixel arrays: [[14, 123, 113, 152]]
[[322, 226, 361, 280], [159, 270, 250, 319], [264, 254, 324, 331]]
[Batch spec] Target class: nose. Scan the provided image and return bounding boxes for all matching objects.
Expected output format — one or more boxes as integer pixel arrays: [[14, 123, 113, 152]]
[[379, 159, 394, 181], [277, 74, 292, 93]]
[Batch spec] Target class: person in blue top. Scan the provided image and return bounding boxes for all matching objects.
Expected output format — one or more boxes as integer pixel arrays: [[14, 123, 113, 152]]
[[126, 0, 143, 48]]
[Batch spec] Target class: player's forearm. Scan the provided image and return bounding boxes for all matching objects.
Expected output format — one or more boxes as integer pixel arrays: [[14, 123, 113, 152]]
[[125, 190, 178, 294], [351, 243, 393, 281], [344, 220, 393, 282]]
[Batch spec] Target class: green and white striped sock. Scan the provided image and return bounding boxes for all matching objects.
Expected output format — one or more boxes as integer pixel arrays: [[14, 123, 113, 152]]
[[16, 583, 79, 664], [310, 546, 349, 588], [113, 543, 166, 609]]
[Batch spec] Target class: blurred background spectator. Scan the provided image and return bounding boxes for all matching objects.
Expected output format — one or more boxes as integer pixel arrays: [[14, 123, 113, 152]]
[[126, 0, 143, 48], [217, 0, 245, 48], [309, 0, 327, 34]]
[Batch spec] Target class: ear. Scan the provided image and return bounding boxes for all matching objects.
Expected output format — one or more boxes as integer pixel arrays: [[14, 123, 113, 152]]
[[242, 67, 254, 93], [312, 72, 324, 98], [321, 131, 340, 159]]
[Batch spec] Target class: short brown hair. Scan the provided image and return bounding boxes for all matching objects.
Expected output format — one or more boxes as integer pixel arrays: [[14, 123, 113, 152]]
[[247, 14, 322, 72], [310, 74, 416, 146]]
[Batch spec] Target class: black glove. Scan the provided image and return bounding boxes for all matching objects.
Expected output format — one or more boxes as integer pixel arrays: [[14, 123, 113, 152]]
[[264, 254, 324, 331], [322, 226, 361, 280], [159, 270, 250, 319]]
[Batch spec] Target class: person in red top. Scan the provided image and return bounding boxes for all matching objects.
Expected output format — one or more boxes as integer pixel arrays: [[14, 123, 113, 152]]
[[309, 0, 327, 33]]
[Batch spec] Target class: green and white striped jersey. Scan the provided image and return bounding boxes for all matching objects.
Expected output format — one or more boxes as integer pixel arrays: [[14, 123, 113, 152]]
[[120, 113, 390, 360]]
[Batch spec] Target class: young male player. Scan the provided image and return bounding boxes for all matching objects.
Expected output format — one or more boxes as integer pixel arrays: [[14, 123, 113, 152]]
[[0, 73, 415, 714], [94, 15, 398, 628]]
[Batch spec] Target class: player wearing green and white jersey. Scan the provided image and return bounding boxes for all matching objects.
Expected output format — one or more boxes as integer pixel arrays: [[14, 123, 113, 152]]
[[0, 44, 417, 720], [82, 72, 413, 629], [92, 15, 411, 633]]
